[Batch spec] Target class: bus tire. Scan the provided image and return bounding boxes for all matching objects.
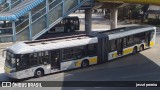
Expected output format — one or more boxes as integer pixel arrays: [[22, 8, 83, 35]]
[[81, 60, 89, 68], [132, 47, 137, 53], [139, 45, 144, 52], [34, 68, 44, 78]]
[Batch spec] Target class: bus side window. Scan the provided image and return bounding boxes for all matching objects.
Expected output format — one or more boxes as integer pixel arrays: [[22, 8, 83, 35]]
[[110, 40, 116, 52], [86, 44, 97, 56], [134, 34, 141, 43], [39, 51, 50, 64], [62, 48, 74, 61], [43, 51, 50, 64], [74, 46, 85, 59], [17, 54, 29, 70], [19, 54, 29, 66], [30, 53, 38, 66], [134, 33, 145, 43], [127, 35, 134, 46], [123, 37, 127, 48]]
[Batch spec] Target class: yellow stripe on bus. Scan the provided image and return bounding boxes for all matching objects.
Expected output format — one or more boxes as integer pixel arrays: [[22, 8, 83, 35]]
[[150, 41, 155, 47], [75, 57, 98, 67], [89, 57, 97, 64], [123, 48, 133, 55], [112, 53, 118, 58], [75, 60, 82, 67], [112, 47, 133, 58]]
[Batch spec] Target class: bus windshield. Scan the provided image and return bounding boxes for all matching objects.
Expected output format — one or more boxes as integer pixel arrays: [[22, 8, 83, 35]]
[[5, 51, 16, 68]]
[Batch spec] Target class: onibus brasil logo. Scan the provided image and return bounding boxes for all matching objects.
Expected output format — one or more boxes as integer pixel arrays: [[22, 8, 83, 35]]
[[2, 82, 42, 87]]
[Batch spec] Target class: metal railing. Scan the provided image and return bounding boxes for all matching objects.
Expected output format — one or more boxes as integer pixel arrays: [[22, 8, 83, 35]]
[[32, 0, 89, 40], [11, 0, 22, 8], [2, 0, 90, 42], [0, 2, 8, 12], [0, 0, 22, 12]]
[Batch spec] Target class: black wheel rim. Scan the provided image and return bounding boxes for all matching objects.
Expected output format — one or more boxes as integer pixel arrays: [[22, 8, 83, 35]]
[[140, 46, 143, 51], [133, 48, 136, 53], [37, 71, 42, 77], [82, 61, 88, 67]]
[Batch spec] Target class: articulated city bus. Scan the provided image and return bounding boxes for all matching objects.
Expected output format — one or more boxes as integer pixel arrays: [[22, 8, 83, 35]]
[[48, 16, 80, 33], [4, 26, 156, 79]]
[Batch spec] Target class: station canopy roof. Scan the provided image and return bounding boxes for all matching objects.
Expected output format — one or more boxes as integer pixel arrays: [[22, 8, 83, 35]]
[[0, 0, 44, 21]]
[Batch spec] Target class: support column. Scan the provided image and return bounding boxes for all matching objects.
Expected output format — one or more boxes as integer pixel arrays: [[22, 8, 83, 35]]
[[46, 0, 49, 28], [12, 21, 16, 42], [29, 11, 32, 41], [110, 8, 118, 29], [7, 0, 12, 10], [85, 8, 92, 34], [62, 0, 65, 15]]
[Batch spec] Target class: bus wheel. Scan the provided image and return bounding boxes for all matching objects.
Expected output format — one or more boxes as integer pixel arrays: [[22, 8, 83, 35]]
[[81, 60, 89, 68], [34, 69, 44, 78], [139, 45, 144, 52], [132, 47, 137, 53]]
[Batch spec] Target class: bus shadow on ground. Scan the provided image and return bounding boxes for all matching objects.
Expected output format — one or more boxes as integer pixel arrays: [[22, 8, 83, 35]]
[[62, 52, 160, 81], [59, 52, 160, 90]]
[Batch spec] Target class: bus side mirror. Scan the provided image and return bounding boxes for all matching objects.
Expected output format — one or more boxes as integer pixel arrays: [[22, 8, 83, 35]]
[[2, 50, 6, 57]]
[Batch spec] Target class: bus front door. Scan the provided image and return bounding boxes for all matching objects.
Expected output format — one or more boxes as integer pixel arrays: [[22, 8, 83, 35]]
[[117, 38, 123, 56], [51, 50, 60, 70]]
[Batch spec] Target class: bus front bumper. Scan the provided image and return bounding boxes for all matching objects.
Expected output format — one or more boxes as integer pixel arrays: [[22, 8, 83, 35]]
[[5, 72, 18, 79], [4, 66, 18, 79]]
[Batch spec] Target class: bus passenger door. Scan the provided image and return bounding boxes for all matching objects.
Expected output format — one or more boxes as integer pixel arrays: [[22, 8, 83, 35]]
[[50, 50, 60, 70], [117, 38, 123, 56], [145, 32, 151, 47]]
